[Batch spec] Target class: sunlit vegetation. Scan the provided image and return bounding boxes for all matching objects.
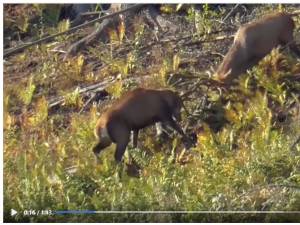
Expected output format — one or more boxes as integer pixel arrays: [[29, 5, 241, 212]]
[[3, 4, 300, 222]]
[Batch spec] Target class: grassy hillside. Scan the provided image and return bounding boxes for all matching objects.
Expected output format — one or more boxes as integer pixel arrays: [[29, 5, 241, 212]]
[[3, 4, 300, 222]]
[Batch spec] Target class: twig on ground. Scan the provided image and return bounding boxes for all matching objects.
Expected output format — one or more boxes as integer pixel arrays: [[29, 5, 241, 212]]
[[79, 92, 96, 114], [48, 77, 115, 109]]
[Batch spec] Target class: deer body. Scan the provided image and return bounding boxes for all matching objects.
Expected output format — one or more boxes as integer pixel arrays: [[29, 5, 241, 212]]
[[216, 12, 300, 84], [93, 88, 191, 163]]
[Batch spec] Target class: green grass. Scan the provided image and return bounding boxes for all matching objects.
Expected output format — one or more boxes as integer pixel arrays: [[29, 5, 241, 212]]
[[4, 66, 300, 222]]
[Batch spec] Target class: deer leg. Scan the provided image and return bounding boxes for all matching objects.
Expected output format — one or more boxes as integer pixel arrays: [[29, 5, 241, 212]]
[[106, 120, 131, 163], [115, 141, 129, 163], [114, 131, 130, 163]]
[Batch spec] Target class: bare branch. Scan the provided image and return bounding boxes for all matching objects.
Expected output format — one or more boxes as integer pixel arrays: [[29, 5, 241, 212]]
[[4, 4, 144, 58]]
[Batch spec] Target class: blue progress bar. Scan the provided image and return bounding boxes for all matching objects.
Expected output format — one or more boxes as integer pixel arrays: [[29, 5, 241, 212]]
[[55, 210, 97, 215]]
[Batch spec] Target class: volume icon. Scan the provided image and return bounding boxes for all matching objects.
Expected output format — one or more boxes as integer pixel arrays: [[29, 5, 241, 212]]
[[11, 209, 17, 216]]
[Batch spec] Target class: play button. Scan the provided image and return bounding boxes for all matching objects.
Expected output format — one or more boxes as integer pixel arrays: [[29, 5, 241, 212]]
[[11, 209, 17, 216]]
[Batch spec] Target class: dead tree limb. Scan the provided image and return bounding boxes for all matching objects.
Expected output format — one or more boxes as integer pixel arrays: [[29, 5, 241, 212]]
[[222, 4, 240, 22], [183, 34, 234, 47], [64, 4, 147, 59], [48, 74, 153, 109], [136, 32, 234, 55], [64, 18, 114, 59], [4, 4, 144, 58], [48, 77, 115, 108], [64, 4, 183, 58]]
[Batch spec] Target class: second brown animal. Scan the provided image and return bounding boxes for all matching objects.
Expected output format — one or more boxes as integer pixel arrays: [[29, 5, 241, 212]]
[[215, 12, 300, 85]]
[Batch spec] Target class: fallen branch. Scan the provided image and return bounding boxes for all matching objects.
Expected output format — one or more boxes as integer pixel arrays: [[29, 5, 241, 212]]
[[64, 4, 178, 58], [136, 29, 234, 55], [64, 4, 145, 58], [64, 18, 114, 59], [222, 4, 240, 22], [4, 4, 144, 58], [183, 34, 234, 47], [48, 74, 154, 109], [48, 76, 115, 108], [79, 92, 96, 114]]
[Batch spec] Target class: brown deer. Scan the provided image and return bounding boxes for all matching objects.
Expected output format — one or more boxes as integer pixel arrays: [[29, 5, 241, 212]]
[[92, 88, 194, 163], [215, 12, 300, 85]]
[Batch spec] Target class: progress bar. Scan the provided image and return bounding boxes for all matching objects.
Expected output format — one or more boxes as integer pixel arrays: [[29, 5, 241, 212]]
[[55, 210, 97, 215], [54, 210, 300, 215]]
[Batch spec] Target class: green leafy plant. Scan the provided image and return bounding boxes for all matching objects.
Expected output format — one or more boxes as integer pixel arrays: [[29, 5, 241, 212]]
[[18, 76, 36, 106], [62, 87, 83, 109]]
